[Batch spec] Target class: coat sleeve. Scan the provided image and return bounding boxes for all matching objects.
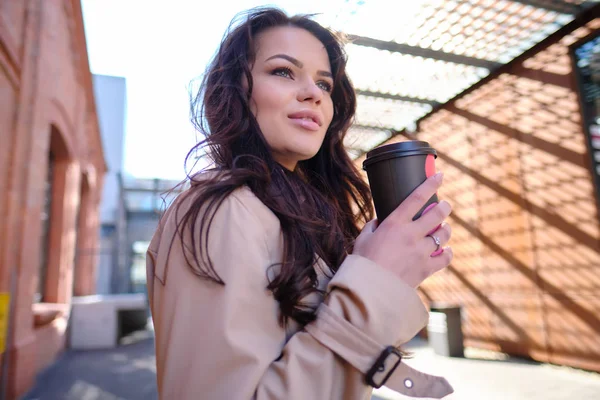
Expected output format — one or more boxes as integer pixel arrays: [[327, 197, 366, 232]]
[[147, 191, 437, 400]]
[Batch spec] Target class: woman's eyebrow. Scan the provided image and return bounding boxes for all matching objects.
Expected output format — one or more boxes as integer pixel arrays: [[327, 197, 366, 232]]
[[266, 53, 303, 67], [266, 53, 332, 78]]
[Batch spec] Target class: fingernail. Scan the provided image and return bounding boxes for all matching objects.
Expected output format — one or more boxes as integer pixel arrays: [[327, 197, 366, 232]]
[[434, 172, 443, 183], [431, 248, 444, 257], [439, 200, 452, 214], [422, 202, 437, 215]]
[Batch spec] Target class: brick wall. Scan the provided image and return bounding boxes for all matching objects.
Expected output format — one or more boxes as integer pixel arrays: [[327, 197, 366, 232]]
[[0, 0, 106, 398], [356, 19, 600, 372]]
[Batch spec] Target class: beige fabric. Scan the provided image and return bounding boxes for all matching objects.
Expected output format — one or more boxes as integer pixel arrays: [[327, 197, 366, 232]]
[[147, 183, 454, 399]]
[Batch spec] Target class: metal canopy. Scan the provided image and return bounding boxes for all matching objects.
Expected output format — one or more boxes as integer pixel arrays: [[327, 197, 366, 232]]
[[509, 0, 583, 14], [310, 0, 596, 158], [348, 34, 502, 69], [355, 89, 440, 106]]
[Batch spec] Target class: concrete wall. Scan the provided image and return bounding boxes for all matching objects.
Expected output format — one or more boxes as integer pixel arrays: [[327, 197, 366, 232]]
[[356, 18, 600, 372], [0, 1, 106, 398]]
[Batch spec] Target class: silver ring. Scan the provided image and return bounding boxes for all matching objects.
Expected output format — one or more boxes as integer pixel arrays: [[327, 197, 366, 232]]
[[427, 234, 441, 252]]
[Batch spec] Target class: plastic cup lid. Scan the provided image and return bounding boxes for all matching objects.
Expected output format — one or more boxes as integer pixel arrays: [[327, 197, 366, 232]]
[[363, 141, 436, 169]]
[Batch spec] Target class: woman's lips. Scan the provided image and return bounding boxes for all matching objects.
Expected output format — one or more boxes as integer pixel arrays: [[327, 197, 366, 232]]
[[289, 117, 320, 131]]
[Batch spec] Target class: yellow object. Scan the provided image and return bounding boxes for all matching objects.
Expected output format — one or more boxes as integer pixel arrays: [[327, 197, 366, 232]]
[[0, 293, 10, 354]]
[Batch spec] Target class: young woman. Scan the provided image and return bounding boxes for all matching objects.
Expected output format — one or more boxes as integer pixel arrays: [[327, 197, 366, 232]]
[[147, 7, 454, 399]]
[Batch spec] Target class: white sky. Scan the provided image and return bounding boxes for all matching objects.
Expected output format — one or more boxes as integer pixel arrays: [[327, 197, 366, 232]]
[[81, 0, 346, 181]]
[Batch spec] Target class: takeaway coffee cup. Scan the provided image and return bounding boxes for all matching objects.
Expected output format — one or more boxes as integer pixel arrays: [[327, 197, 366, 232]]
[[363, 141, 438, 222]]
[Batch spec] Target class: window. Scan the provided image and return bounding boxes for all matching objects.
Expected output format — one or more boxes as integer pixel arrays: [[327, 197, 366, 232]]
[[35, 152, 54, 303], [130, 241, 150, 293]]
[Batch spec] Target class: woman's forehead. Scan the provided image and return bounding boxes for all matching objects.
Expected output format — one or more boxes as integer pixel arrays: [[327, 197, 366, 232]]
[[254, 26, 330, 70]]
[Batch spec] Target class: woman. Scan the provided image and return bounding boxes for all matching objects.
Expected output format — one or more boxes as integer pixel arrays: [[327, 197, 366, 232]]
[[147, 7, 454, 399]]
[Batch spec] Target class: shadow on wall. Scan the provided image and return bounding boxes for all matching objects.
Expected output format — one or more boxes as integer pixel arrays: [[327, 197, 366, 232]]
[[408, 21, 600, 372]]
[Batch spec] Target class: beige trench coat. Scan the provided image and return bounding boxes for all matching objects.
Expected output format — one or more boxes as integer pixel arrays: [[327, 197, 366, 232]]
[[147, 182, 453, 399]]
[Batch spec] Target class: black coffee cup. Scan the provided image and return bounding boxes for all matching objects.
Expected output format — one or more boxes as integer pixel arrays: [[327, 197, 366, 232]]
[[363, 141, 438, 222]]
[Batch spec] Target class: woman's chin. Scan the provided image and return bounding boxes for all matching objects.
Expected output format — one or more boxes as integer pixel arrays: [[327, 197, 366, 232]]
[[297, 150, 321, 163], [274, 146, 323, 169]]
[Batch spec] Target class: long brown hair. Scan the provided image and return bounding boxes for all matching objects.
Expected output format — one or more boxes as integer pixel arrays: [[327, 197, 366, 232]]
[[174, 7, 373, 326]]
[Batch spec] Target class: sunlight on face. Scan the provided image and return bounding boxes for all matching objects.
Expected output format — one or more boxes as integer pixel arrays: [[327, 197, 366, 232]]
[[249, 26, 334, 170]]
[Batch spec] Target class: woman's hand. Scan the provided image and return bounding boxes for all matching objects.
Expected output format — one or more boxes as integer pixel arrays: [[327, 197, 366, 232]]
[[353, 173, 453, 288]]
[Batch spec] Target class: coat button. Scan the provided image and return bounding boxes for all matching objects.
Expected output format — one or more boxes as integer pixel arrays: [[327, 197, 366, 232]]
[[404, 379, 414, 388]]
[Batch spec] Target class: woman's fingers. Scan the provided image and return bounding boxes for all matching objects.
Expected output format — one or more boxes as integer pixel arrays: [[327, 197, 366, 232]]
[[354, 218, 379, 252], [416, 200, 452, 236], [423, 223, 452, 254], [353, 171, 453, 289], [427, 247, 454, 276], [424, 222, 452, 251], [385, 173, 444, 225]]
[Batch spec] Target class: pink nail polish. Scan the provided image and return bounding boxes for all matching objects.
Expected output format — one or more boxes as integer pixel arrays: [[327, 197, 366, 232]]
[[431, 249, 444, 257], [422, 202, 437, 215]]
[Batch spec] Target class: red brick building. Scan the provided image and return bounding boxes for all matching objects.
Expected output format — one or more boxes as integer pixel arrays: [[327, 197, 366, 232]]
[[0, 1, 105, 398]]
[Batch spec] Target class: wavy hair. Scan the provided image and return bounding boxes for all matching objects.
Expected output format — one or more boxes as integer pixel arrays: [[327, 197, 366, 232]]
[[174, 7, 373, 326]]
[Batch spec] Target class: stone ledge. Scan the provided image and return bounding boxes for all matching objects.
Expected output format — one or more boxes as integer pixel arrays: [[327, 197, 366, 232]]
[[32, 302, 70, 328]]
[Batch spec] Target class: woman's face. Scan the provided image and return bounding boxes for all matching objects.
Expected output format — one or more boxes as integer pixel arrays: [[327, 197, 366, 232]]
[[249, 26, 335, 170]]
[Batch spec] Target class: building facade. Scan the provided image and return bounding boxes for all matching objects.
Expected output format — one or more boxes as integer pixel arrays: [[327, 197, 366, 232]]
[[356, 14, 600, 372], [119, 176, 186, 295], [0, 1, 105, 398], [91, 74, 184, 297], [92, 74, 127, 295]]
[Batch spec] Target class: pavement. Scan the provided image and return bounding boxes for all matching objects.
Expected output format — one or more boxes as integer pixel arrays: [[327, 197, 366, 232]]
[[373, 339, 600, 400], [23, 329, 600, 400], [22, 330, 158, 400]]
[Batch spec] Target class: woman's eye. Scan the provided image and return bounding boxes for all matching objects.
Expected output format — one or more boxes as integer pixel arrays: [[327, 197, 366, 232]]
[[272, 67, 332, 92], [318, 81, 333, 93], [272, 67, 293, 78]]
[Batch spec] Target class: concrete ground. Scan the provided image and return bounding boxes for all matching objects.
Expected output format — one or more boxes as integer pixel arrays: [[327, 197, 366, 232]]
[[23, 331, 600, 400], [22, 330, 158, 400], [373, 339, 600, 400]]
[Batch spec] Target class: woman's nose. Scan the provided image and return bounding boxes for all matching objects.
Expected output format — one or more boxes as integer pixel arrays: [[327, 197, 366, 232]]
[[297, 80, 323, 103]]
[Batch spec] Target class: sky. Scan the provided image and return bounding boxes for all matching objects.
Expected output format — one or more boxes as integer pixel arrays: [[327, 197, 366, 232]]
[[81, 0, 347, 181]]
